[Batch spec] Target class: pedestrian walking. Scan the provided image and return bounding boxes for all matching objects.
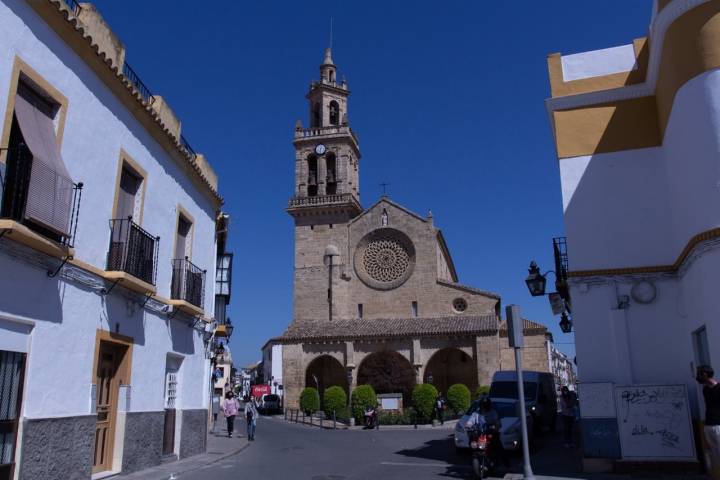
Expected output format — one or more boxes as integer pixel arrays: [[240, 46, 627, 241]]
[[696, 365, 720, 475], [560, 386, 578, 448], [222, 391, 240, 438], [435, 394, 445, 425], [245, 398, 259, 440]]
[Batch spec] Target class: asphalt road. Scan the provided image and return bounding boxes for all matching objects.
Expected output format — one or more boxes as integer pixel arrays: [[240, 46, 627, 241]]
[[176, 416, 584, 480]]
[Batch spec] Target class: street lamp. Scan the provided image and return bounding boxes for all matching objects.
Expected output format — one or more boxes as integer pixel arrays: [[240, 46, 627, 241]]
[[559, 312, 573, 334], [525, 261, 547, 297], [225, 317, 234, 338]]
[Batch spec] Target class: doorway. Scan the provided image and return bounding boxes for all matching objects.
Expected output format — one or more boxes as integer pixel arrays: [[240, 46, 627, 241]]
[[0, 350, 26, 480], [162, 356, 182, 457], [91, 332, 132, 475]]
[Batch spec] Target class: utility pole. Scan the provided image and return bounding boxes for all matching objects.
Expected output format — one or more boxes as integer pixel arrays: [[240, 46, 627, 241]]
[[506, 305, 536, 480]]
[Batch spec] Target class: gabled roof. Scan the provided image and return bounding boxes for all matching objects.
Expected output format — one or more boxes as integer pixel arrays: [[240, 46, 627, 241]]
[[498, 318, 548, 336], [280, 315, 499, 342], [435, 231, 459, 282], [348, 196, 428, 226], [437, 279, 501, 300]]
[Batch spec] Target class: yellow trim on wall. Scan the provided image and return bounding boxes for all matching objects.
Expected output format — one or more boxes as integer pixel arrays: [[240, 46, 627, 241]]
[[569, 227, 720, 278], [0, 55, 69, 164], [548, 38, 649, 98], [110, 150, 148, 225], [172, 204, 195, 261]]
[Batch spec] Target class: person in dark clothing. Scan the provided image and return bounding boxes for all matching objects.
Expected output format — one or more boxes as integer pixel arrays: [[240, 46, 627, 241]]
[[560, 386, 578, 448], [697, 365, 720, 472], [435, 395, 445, 425]]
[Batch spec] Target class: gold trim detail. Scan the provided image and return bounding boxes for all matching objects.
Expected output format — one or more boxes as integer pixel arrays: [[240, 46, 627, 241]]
[[0, 56, 69, 164], [110, 150, 148, 225], [0, 219, 74, 259], [167, 299, 205, 317], [569, 227, 720, 278], [548, 38, 648, 98]]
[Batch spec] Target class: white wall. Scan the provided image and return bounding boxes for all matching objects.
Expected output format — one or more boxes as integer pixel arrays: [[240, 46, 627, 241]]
[[0, 0, 215, 419]]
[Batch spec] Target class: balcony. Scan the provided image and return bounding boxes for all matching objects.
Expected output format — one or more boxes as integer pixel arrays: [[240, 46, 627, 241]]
[[0, 144, 83, 259], [293, 125, 359, 146], [287, 192, 361, 210], [170, 257, 206, 316], [105, 217, 159, 294]]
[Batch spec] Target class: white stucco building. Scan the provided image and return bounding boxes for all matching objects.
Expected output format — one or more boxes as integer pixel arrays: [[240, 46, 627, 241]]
[[0, 1, 225, 478], [262, 340, 284, 397], [546, 0, 720, 468]]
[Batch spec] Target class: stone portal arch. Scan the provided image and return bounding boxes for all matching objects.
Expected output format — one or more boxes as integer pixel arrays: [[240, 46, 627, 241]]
[[305, 355, 347, 407], [357, 350, 416, 405], [424, 348, 477, 396]]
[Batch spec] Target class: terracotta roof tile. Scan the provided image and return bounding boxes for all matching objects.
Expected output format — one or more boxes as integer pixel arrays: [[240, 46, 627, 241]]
[[498, 318, 548, 336], [280, 315, 499, 342]]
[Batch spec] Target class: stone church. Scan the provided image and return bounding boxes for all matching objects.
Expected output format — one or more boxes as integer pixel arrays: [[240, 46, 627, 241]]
[[278, 49, 549, 409]]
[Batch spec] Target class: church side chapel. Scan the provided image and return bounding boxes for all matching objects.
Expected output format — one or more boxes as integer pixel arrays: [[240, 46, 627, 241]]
[[279, 48, 549, 409]]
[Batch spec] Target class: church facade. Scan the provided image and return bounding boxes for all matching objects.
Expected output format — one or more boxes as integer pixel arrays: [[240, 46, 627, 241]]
[[279, 49, 547, 408]]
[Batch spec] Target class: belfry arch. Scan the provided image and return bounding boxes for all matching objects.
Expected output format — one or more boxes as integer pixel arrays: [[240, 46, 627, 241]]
[[305, 355, 347, 406], [356, 350, 416, 405], [424, 348, 477, 396]]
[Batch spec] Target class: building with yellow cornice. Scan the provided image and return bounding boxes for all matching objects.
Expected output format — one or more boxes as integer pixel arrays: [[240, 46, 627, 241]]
[[546, 0, 720, 470]]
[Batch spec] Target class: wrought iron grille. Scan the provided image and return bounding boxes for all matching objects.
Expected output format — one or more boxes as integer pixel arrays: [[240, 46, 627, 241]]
[[122, 62, 154, 105], [0, 144, 83, 247], [107, 217, 159, 285], [553, 237, 569, 277], [171, 257, 205, 308], [64, 0, 82, 15], [180, 135, 197, 160], [215, 252, 232, 300]]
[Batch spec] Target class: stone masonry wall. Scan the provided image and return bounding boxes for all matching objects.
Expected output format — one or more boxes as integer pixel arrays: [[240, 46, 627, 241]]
[[121, 411, 164, 473], [499, 334, 550, 373], [19, 415, 95, 480], [179, 409, 207, 459]]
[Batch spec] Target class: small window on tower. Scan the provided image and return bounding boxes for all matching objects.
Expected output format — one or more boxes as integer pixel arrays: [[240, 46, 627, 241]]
[[307, 155, 318, 197], [312, 102, 321, 127], [326, 153, 337, 195], [358, 304, 363, 319], [412, 301, 418, 318], [329, 101, 339, 126]]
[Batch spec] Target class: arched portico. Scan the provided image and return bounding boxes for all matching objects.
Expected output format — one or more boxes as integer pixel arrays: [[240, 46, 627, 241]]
[[305, 355, 347, 407], [356, 350, 416, 405], [423, 347, 477, 396]]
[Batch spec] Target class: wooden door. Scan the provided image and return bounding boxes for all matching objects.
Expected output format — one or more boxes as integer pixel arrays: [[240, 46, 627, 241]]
[[0, 350, 26, 480], [93, 343, 121, 474]]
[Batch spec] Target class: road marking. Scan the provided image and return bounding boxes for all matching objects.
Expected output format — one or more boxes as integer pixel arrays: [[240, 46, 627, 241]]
[[380, 461, 451, 468]]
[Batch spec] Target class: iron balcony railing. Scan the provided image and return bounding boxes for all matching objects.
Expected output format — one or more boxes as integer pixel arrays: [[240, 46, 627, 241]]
[[122, 62, 154, 105], [171, 257, 205, 308], [0, 144, 83, 248], [294, 125, 359, 145], [106, 217, 159, 285]]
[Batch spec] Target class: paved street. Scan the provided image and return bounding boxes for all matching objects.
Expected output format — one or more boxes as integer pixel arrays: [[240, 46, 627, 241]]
[[171, 416, 575, 480]]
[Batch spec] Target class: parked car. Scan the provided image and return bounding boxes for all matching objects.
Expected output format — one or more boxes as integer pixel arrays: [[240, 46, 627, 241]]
[[489, 371, 557, 433], [454, 398, 534, 451], [260, 394, 281, 414]]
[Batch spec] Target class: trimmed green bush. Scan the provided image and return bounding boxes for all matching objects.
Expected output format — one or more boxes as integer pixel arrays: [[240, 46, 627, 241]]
[[475, 385, 491, 399], [300, 387, 320, 414], [378, 408, 415, 425], [323, 386, 347, 416], [412, 383, 438, 422], [447, 384, 471, 414], [351, 384, 377, 421]]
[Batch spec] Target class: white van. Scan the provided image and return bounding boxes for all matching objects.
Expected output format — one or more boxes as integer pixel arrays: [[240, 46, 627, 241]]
[[489, 371, 557, 433]]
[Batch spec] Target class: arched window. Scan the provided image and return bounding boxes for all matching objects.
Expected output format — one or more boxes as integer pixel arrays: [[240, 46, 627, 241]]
[[329, 101, 339, 126], [307, 155, 318, 197], [312, 103, 321, 127], [329, 70, 335, 83], [326, 153, 337, 195]]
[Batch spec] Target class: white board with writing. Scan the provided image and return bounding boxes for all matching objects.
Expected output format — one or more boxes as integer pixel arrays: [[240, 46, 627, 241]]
[[578, 382, 615, 418], [614, 384, 696, 460]]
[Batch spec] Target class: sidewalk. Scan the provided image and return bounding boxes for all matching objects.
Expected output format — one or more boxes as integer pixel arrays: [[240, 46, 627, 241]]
[[278, 413, 457, 431], [116, 420, 249, 480]]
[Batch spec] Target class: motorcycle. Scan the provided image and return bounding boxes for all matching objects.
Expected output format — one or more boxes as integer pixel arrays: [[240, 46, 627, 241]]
[[468, 425, 497, 479], [363, 406, 378, 429]]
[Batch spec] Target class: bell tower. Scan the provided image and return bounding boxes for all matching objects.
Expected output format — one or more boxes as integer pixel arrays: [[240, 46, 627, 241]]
[[287, 48, 362, 324], [288, 48, 362, 218]]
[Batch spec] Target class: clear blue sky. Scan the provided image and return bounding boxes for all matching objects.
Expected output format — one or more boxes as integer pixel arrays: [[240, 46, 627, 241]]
[[92, 0, 653, 367]]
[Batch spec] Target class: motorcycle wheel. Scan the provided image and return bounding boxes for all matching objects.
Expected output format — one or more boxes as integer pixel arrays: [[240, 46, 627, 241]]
[[471, 457, 485, 479]]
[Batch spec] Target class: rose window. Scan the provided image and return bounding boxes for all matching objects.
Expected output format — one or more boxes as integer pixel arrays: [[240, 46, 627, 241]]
[[354, 228, 415, 290], [453, 297, 468, 313]]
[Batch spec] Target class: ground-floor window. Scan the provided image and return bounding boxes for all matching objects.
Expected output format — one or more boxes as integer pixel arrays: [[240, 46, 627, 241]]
[[0, 350, 26, 480]]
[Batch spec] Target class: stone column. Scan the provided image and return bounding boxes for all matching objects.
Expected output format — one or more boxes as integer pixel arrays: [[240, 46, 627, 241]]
[[475, 334, 500, 387], [411, 338, 423, 384], [297, 156, 307, 196], [318, 155, 327, 195], [282, 344, 304, 409]]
